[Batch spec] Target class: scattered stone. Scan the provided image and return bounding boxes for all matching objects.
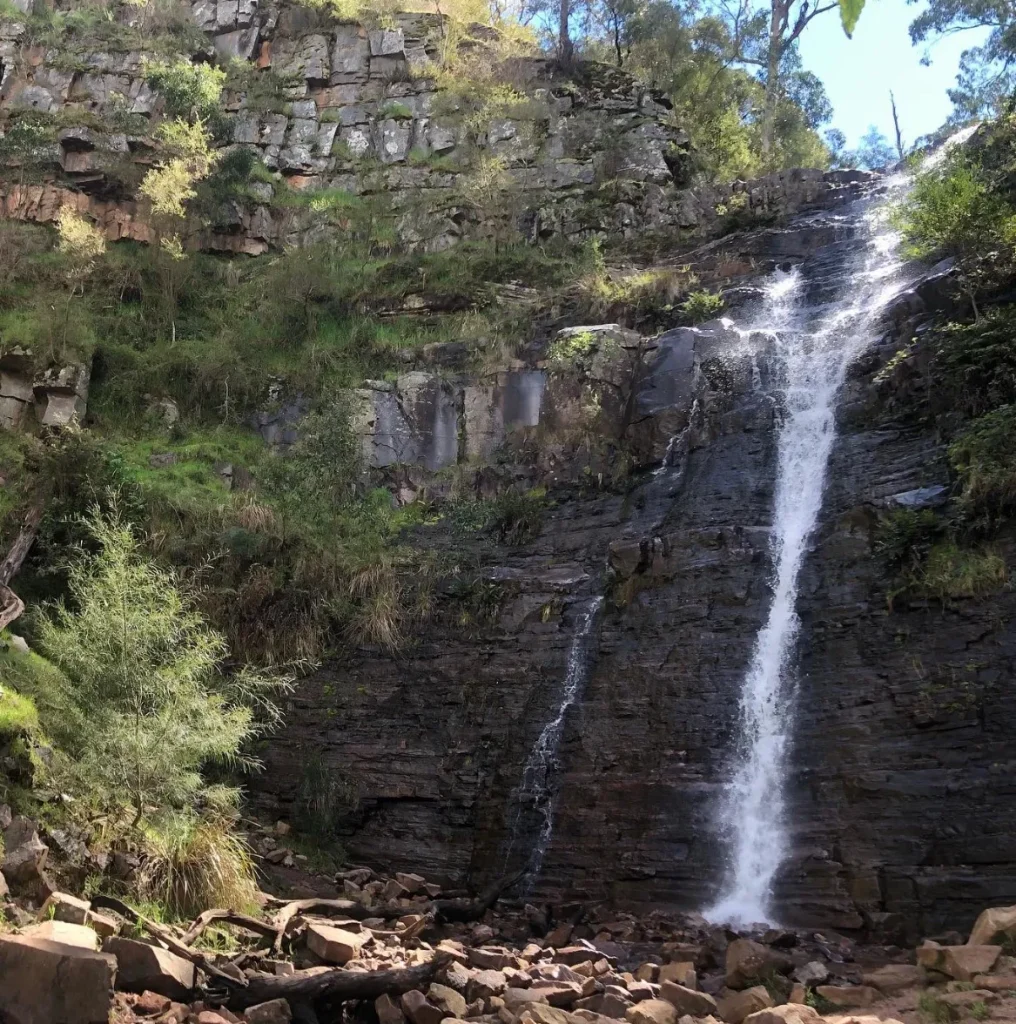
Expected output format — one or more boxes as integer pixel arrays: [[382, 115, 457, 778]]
[[969, 906, 1016, 947], [935, 989, 997, 1013], [716, 986, 773, 1024], [402, 989, 445, 1024], [814, 985, 878, 1009], [625, 998, 678, 1024], [861, 964, 925, 993], [134, 991, 172, 1015], [788, 985, 807, 1004], [2, 815, 49, 890], [793, 962, 829, 985], [377, 992, 407, 1024], [472, 925, 496, 945], [0, 933, 116, 1024], [444, 960, 473, 990], [396, 871, 427, 893], [725, 940, 791, 990], [245, 999, 293, 1024], [306, 923, 369, 965], [636, 963, 659, 982], [103, 936, 196, 1001], [659, 963, 696, 988], [21, 920, 99, 950], [973, 974, 1016, 991], [38, 892, 117, 938], [546, 924, 575, 948], [659, 981, 717, 1017], [467, 970, 508, 1001], [505, 988, 552, 1012], [556, 945, 602, 967], [743, 1006, 821, 1024], [917, 943, 1001, 981], [429, 982, 469, 1018]]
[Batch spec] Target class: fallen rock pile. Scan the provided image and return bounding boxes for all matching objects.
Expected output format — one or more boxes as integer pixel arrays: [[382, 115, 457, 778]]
[[2, 816, 1016, 1024]]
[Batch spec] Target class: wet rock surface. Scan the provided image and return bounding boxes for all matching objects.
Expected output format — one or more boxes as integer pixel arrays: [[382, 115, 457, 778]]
[[251, 175, 1016, 937]]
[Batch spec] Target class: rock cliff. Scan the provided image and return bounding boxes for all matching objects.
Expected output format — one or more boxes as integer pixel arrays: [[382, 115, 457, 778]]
[[251, 171, 1016, 939]]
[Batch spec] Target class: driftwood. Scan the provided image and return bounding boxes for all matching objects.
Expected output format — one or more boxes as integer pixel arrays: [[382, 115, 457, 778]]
[[228, 952, 450, 1011], [0, 585, 24, 632], [181, 908, 280, 947], [91, 895, 248, 988]]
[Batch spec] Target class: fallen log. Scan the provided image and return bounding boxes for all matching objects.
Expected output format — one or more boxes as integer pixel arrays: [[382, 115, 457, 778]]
[[91, 895, 248, 988], [227, 952, 450, 1011], [182, 908, 279, 947]]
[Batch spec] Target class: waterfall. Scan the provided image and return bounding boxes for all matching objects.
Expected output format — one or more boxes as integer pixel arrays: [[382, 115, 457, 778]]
[[502, 596, 604, 887], [706, 172, 922, 927]]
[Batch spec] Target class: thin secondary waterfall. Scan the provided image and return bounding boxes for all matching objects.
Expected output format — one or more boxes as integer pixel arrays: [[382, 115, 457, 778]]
[[706, 172, 921, 927], [502, 596, 604, 887]]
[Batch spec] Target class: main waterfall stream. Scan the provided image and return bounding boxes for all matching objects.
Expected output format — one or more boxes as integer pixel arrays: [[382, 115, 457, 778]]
[[706, 167, 926, 927]]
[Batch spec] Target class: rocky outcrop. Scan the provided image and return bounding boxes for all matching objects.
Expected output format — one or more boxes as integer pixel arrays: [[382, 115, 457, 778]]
[[252, 174, 1016, 938], [0, 2, 874, 254]]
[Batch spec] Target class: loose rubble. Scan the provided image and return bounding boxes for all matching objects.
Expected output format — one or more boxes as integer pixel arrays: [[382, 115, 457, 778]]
[[1, 813, 1015, 1024]]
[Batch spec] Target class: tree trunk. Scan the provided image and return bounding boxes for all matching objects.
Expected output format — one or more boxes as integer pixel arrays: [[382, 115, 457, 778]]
[[559, 0, 573, 64], [761, 0, 785, 161]]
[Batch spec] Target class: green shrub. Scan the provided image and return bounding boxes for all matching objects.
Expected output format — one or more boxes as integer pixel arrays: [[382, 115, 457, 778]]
[[912, 542, 1008, 601], [27, 507, 290, 823], [143, 59, 226, 121], [295, 753, 356, 838], [950, 404, 1016, 529], [135, 811, 259, 919], [934, 310, 1016, 416], [874, 508, 943, 574], [679, 289, 725, 324]]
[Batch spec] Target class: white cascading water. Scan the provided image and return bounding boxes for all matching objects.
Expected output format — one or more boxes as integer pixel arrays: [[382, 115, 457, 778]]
[[503, 596, 604, 886], [705, 158, 945, 926]]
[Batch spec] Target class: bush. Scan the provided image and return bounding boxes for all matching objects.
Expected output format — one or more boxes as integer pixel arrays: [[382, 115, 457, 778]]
[[874, 508, 943, 574], [25, 506, 289, 823], [907, 542, 1008, 602], [933, 310, 1016, 416], [679, 289, 725, 324], [135, 811, 259, 919], [950, 404, 1016, 529]]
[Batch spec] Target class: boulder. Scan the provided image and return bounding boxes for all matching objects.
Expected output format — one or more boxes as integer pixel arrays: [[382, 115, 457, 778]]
[[973, 974, 1016, 991], [429, 983, 469, 1018], [467, 970, 508, 1001], [38, 892, 118, 938], [743, 1006, 821, 1024], [575, 992, 632, 1018], [21, 920, 99, 950], [969, 906, 1016, 947], [396, 871, 427, 893], [725, 940, 791, 990], [245, 1000, 294, 1024], [935, 989, 997, 1013], [659, 963, 696, 988], [659, 981, 717, 1017], [793, 962, 829, 986], [2, 815, 49, 889], [505, 988, 552, 1013], [0, 934, 116, 1024], [716, 986, 774, 1024], [916, 943, 1001, 981], [861, 964, 925, 994], [625, 998, 678, 1024], [402, 989, 445, 1024], [306, 923, 369, 964], [377, 992, 407, 1024], [814, 986, 878, 1009], [102, 936, 195, 1000]]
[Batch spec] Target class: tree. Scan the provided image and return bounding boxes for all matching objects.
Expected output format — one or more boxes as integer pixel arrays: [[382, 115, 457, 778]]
[[25, 507, 289, 824], [847, 125, 897, 169], [909, 0, 1016, 120]]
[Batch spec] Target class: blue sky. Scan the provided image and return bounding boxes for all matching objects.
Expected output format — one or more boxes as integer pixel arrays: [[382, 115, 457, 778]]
[[797, 0, 990, 148]]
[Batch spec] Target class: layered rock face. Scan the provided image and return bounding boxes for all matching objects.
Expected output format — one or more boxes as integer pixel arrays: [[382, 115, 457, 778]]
[[0, 0, 869, 253], [254, 174, 1016, 938]]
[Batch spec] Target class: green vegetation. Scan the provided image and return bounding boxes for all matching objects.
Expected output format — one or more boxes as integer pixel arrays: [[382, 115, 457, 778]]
[[19, 508, 289, 821], [680, 289, 725, 324], [893, 124, 1016, 315], [135, 811, 260, 918], [950, 404, 1016, 530], [450, 488, 547, 546], [918, 992, 953, 1024]]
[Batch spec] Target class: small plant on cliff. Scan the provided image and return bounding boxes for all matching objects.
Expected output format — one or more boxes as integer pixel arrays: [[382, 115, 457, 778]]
[[679, 289, 725, 324], [950, 404, 1016, 530], [143, 58, 226, 122], [19, 505, 290, 825]]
